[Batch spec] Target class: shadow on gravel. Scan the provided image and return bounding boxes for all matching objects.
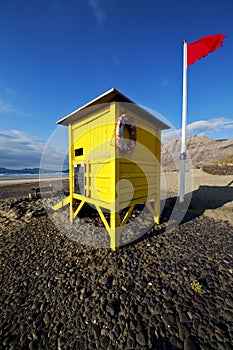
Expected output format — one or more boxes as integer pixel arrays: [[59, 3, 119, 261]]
[[124, 185, 233, 248], [182, 184, 233, 220]]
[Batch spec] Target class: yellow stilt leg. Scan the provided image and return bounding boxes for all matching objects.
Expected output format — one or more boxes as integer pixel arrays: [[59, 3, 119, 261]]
[[154, 198, 160, 224], [146, 201, 160, 224], [109, 211, 121, 251], [120, 205, 134, 227], [70, 199, 74, 223], [154, 215, 160, 225], [52, 196, 70, 211], [95, 206, 110, 230], [73, 200, 85, 219]]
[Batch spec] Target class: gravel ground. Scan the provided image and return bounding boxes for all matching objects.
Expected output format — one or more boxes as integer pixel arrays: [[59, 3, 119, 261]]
[[1, 181, 233, 350], [202, 164, 233, 176]]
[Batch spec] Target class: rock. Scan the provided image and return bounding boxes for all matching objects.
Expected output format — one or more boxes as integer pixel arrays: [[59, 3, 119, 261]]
[[225, 297, 233, 308], [91, 324, 100, 339], [57, 337, 65, 350], [163, 301, 172, 310], [43, 312, 51, 325], [162, 313, 175, 327], [215, 322, 228, 334], [101, 277, 110, 286], [178, 322, 190, 341], [112, 324, 120, 338], [1, 193, 233, 350], [169, 336, 183, 349], [154, 303, 162, 313], [179, 312, 189, 324], [184, 336, 198, 350], [106, 303, 117, 316], [29, 340, 38, 350], [100, 336, 110, 349], [136, 332, 146, 346], [221, 310, 233, 321]]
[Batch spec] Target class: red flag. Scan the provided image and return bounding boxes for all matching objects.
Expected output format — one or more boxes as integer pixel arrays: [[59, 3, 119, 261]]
[[187, 34, 226, 66]]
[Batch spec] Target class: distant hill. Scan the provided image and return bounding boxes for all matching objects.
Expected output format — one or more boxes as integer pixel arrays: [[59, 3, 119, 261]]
[[162, 134, 233, 170], [1, 135, 233, 174]]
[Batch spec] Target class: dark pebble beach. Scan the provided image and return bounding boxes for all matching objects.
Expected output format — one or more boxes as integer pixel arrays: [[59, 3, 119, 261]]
[[0, 183, 233, 350]]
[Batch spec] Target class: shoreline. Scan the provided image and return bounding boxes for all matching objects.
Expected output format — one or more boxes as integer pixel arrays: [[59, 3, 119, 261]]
[[0, 174, 68, 186]]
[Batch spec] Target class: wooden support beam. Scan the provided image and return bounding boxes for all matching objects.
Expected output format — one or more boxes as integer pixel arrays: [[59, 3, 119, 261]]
[[73, 200, 85, 219], [109, 211, 121, 251], [146, 201, 160, 224], [95, 205, 110, 230], [120, 205, 135, 227], [52, 196, 70, 211]]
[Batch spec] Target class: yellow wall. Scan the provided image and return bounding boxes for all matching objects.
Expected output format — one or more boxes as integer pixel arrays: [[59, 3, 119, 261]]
[[69, 101, 161, 211], [116, 103, 161, 210]]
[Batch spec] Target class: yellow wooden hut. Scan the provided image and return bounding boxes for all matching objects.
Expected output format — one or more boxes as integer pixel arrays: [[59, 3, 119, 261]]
[[53, 88, 169, 250]]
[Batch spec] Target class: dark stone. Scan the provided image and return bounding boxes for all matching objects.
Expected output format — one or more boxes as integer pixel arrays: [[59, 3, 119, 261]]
[[184, 336, 198, 350], [193, 318, 199, 331], [155, 303, 162, 313], [225, 297, 233, 308], [126, 338, 133, 349], [43, 312, 51, 325], [179, 313, 189, 323], [163, 301, 172, 310], [150, 315, 158, 327], [169, 336, 183, 349], [113, 324, 120, 337], [178, 322, 190, 341], [106, 303, 116, 316], [101, 277, 110, 286], [136, 321, 142, 332], [221, 310, 233, 321], [225, 342, 233, 350], [29, 340, 38, 350], [162, 313, 175, 327], [198, 327, 206, 339], [91, 324, 100, 340], [57, 337, 65, 349], [216, 343, 226, 350], [136, 332, 146, 346], [215, 322, 228, 334], [168, 325, 177, 336], [100, 336, 110, 349], [109, 331, 115, 342], [215, 332, 224, 342]]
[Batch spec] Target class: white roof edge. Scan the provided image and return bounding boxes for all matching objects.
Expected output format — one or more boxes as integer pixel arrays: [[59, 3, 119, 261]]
[[56, 88, 170, 130], [57, 87, 132, 125]]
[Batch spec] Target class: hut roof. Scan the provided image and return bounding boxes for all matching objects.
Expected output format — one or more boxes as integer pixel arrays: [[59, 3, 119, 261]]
[[57, 88, 170, 130]]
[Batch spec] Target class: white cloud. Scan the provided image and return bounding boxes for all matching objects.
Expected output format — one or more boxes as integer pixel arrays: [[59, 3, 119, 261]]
[[162, 128, 181, 142], [162, 117, 233, 143], [186, 118, 233, 134], [88, 0, 106, 22], [0, 129, 67, 170], [0, 99, 19, 114]]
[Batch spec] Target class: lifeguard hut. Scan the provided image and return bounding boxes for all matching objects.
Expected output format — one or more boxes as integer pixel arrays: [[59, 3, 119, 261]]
[[53, 88, 169, 250]]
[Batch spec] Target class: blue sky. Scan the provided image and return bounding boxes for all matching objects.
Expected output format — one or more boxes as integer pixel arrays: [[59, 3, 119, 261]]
[[0, 0, 233, 169]]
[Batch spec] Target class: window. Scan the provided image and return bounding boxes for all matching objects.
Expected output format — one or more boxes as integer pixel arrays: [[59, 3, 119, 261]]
[[75, 148, 83, 157]]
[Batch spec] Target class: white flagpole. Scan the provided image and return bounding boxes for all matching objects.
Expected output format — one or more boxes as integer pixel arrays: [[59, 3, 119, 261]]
[[180, 40, 187, 203]]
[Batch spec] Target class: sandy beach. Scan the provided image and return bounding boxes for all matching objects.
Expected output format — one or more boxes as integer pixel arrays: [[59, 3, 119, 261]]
[[0, 174, 68, 186], [0, 170, 233, 349]]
